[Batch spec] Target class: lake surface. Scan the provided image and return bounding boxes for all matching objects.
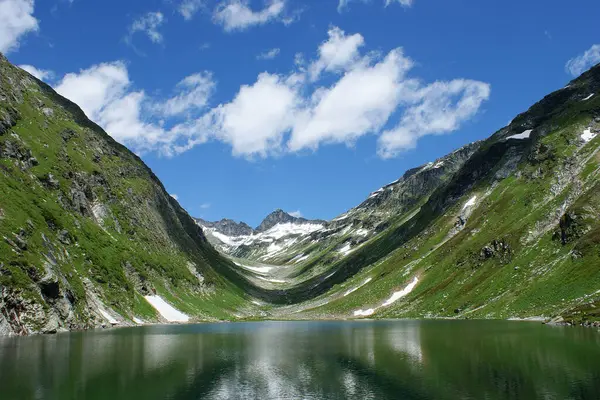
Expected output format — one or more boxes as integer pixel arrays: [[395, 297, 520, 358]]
[[1, 320, 599, 399]]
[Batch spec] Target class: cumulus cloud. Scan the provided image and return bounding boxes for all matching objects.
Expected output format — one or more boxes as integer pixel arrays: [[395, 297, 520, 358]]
[[289, 210, 302, 218], [257, 48, 280, 60], [213, 0, 286, 32], [0, 0, 39, 54], [51, 26, 488, 160], [566, 44, 600, 77], [179, 0, 204, 20], [308, 26, 364, 80], [290, 49, 413, 151], [338, 0, 413, 12], [156, 72, 215, 117], [54, 62, 216, 154], [377, 79, 491, 158], [127, 11, 165, 45], [209, 73, 299, 157], [19, 64, 53, 81]]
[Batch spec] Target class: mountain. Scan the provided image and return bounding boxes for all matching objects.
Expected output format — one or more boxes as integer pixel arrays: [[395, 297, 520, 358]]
[[0, 54, 255, 335], [196, 210, 327, 262], [194, 218, 254, 237]]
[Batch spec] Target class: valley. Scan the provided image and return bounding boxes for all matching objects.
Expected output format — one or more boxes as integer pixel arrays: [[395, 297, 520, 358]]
[[1, 53, 600, 335]]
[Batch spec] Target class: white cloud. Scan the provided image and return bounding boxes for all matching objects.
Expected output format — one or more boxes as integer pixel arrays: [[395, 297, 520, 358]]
[[213, 0, 286, 32], [209, 73, 299, 157], [54, 62, 215, 154], [308, 26, 364, 80], [156, 72, 215, 117], [338, 0, 413, 12], [289, 210, 302, 218], [128, 11, 165, 44], [0, 0, 39, 54], [19, 64, 53, 81], [566, 44, 600, 77], [179, 0, 204, 20], [290, 49, 413, 151], [51, 26, 488, 161], [257, 48, 280, 60], [200, 202, 211, 209], [377, 79, 491, 158], [170, 193, 179, 200]]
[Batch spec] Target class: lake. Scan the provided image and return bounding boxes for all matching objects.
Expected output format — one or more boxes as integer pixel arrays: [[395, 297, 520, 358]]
[[0, 320, 599, 399]]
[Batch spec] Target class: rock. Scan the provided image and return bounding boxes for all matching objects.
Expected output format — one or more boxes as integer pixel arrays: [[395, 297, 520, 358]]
[[61, 128, 77, 142], [42, 107, 54, 117], [0, 106, 19, 135], [13, 234, 27, 251], [57, 229, 71, 245]]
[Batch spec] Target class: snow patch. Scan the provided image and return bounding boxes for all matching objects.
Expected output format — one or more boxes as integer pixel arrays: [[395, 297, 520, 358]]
[[144, 295, 189, 322], [382, 277, 419, 307], [99, 308, 118, 325], [338, 243, 353, 256], [581, 128, 597, 143], [355, 228, 370, 237], [332, 214, 349, 222], [462, 195, 477, 210], [582, 93, 595, 101], [353, 309, 375, 317], [133, 317, 144, 325], [352, 276, 419, 317], [234, 262, 273, 274], [506, 129, 532, 140]]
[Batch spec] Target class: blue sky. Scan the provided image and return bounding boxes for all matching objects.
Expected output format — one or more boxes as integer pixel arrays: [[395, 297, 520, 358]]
[[2, 0, 600, 227]]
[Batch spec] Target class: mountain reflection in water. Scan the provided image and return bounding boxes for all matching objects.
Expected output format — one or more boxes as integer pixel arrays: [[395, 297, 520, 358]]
[[1, 320, 599, 400]]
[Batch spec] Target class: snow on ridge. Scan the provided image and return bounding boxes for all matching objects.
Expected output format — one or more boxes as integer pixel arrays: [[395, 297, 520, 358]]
[[144, 295, 189, 323], [582, 93, 595, 101], [581, 128, 597, 143], [462, 195, 477, 210], [262, 222, 324, 240], [506, 129, 532, 140], [209, 221, 323, 251]]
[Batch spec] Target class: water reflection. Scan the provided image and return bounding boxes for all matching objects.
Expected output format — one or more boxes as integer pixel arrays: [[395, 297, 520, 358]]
[[0, 320, 599, 399]]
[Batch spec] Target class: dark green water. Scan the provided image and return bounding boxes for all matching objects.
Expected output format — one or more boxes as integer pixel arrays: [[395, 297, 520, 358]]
[[1, 320, 599, 400]]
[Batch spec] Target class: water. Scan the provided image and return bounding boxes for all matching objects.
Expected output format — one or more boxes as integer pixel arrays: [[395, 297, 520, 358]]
[[0, 320, 599, 399]]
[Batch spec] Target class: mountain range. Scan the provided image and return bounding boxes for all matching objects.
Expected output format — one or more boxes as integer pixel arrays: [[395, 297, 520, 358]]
[[1, 52, 599, 335]]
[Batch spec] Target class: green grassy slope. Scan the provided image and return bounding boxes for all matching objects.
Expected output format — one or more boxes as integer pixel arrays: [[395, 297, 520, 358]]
[[0, 54, 257, 334]]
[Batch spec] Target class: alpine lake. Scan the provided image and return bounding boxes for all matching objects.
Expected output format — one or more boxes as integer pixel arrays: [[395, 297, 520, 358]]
[[1, 320, 599, 399]]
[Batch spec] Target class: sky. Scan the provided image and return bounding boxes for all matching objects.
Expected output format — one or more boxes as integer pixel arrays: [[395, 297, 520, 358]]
[[2, 0, 600, 227]]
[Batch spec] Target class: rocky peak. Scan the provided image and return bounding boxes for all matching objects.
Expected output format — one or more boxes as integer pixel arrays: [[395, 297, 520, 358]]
[[256, 209, 302, 232], [195, 218, 254, 237]]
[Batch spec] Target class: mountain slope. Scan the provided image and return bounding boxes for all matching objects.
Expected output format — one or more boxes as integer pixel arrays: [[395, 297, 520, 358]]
[[0, 54, 255, 335], [274, 63, 600, 323]]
